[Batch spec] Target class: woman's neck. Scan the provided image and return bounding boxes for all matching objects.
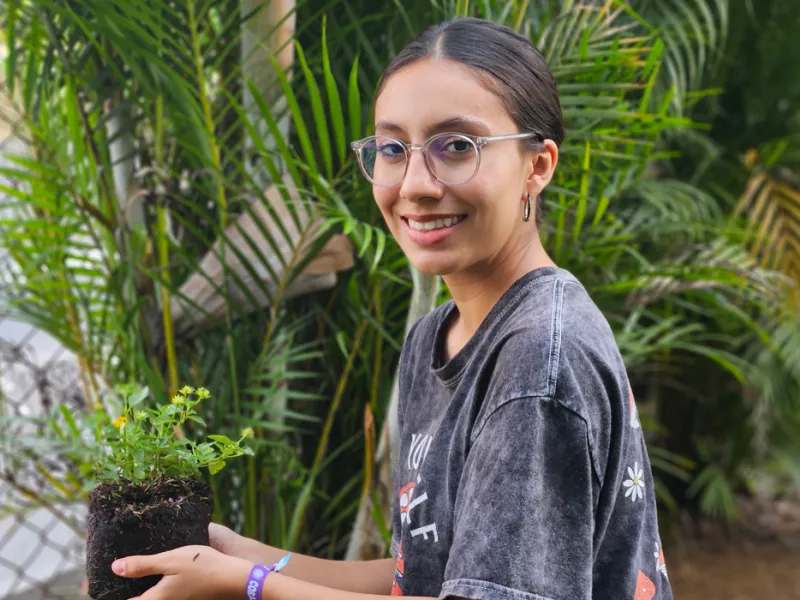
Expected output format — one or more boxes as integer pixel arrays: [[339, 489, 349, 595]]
[[441, 232, 555, 360]]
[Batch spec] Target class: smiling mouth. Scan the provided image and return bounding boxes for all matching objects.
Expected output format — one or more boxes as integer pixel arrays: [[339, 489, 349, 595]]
[[403, 215, 467, 231]]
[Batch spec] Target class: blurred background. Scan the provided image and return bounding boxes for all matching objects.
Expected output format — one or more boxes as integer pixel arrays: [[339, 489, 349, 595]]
[[0, 0, 799, 598]]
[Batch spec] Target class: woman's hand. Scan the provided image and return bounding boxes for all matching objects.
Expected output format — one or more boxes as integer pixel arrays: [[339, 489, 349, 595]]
[[112, 545, 251, 600], [209, 522, 243, 556]]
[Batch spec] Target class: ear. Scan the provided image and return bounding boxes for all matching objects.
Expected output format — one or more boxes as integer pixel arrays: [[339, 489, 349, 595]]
[[524, 139, 559, 197]]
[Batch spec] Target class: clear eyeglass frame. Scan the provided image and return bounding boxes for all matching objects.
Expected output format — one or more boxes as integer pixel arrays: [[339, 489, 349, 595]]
[[350, 131, 543, 187]]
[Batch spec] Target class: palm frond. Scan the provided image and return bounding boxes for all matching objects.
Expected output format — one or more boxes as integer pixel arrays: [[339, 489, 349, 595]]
[[630, 0, 729, 113], [735, 137, 800, 303]]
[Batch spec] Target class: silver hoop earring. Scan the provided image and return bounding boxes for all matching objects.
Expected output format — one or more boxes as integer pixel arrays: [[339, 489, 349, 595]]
[[523, 193, 532, 222]]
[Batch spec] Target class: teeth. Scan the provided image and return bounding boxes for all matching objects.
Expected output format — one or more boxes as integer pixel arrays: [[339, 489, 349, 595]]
[[407, 216, 464, 232]]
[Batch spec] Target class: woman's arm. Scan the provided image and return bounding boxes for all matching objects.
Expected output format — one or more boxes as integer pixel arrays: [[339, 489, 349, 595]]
[[110, 545, 433, 600], [250, 570, 438, 600], [211, 523, 395, 595]]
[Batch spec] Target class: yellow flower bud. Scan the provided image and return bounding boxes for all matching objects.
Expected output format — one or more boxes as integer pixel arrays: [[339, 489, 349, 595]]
[[179, 385, 195, 395], [112, 416, 127, 428]]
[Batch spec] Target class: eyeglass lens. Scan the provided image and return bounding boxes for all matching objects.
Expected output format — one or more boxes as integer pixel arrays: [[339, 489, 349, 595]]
[[357, 133, 479, 186]]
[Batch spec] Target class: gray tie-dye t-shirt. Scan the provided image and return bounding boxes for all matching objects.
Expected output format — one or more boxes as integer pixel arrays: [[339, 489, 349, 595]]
[[389, 267, 672, 600]]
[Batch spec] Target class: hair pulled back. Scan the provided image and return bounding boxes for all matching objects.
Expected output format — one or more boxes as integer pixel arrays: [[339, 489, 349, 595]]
[[377, 18, 565, 150]]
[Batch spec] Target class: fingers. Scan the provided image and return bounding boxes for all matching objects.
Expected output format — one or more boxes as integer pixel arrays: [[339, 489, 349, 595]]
[[208, 523, 226, 546], [112, 555, 163, 579], [208, 523, 235, 554]]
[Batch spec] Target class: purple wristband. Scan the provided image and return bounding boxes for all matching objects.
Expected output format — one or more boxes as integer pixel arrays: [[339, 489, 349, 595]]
[[245, 564, 270, 600], [245, 554, 291, 600]]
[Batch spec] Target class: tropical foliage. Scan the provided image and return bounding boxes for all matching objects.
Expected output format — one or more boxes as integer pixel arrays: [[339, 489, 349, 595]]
[[0, 0, 799, 567]]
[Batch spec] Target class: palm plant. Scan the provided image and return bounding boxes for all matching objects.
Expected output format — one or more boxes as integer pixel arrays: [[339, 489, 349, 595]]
[[1, 0, 798, 576], [641, 0, 800, 517], [0, 0, 389, 551]]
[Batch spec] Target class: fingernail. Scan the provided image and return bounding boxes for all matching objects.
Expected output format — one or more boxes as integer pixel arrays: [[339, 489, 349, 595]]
[[111, 560, 126, 575]]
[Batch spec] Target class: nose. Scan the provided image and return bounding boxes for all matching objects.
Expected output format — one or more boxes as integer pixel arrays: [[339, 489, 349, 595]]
[[399, 150, 442, 202]]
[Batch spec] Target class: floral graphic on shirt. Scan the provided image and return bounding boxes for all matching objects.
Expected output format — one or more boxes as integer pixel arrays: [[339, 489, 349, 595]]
[[633, 570, 656, 600], [396, 541, 405, 576], [398, 433, 438, 541], [391, 578, 403, 596], [623, 462, 645, 502], [391, 542, 405, 596], [398, 481, 416, 523], [628, 380, 641, 429], [654, 542, 668, 579], [393, 432, 437, 595]]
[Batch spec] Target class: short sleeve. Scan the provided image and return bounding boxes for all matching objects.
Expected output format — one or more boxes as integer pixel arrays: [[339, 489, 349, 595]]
[[440, 397, 595, 600]]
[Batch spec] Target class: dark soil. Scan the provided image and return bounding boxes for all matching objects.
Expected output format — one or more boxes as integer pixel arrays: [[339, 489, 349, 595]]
[[86, 477, 213, 600]]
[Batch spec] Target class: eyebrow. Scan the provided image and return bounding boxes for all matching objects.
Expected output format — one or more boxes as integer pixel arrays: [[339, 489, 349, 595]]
[[375, 116, 491, 137]]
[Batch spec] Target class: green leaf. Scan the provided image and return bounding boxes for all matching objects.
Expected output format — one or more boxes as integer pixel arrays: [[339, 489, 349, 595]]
[[208, 460, 226, 475], [5, 0, 20, 97], [208, 434, 234, 445], [322, 17, 346, 165], [295, 41, 332, 179], [592, 195, 611, 229], [128, 387, 150, 407], [348, 54, 362, 143], [270, 54, 318, 175], [59, 405, 80, 438], [572, 140, 591, 241], [188, 415, 207, 427]]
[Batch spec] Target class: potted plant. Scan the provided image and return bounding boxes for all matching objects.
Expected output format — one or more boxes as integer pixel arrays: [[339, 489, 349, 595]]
[[49, 384, 254, 600]]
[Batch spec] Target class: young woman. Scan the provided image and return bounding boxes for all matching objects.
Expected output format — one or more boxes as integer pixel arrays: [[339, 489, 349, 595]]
[[112, 17, 671, 600]]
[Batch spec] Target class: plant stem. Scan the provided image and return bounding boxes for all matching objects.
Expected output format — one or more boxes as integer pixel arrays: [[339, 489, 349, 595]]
[[246, 456, 257, 539], [187, 0, 241, 418], [514, 0, 531, 31], [287, 317, 369, 548], [369, 283, 383, 413]]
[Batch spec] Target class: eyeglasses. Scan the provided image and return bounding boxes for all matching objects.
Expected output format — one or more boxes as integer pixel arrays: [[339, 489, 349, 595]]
[[350, 131, 542, 187]]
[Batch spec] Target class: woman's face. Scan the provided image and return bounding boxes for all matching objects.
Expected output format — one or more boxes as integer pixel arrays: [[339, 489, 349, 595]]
[[372, 58, 553, 277]]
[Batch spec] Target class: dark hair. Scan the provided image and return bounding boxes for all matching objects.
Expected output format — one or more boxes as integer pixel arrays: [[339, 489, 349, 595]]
[[377, 18, 564, 224]]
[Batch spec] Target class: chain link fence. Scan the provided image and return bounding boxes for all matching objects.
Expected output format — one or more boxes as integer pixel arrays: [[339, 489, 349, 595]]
[[0, 134, 87, 600]]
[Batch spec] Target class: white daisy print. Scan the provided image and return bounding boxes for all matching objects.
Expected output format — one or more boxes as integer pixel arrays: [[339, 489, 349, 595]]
[[654, 542, 668, 578], [623, 462, 645, 502]]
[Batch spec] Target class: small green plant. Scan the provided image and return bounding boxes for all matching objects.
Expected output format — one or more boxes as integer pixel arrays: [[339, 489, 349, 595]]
[[51, 384, 254, 484]]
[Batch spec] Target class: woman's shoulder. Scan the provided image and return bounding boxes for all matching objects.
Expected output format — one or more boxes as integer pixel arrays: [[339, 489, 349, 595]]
[[475, 273, 627, 476], [496, 270, 619, 366], [488, 270, 626, 414]]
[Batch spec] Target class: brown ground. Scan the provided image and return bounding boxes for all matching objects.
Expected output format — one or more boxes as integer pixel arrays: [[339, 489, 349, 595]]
[[666, 498, 800, 599], [668, 541, 800, 599]]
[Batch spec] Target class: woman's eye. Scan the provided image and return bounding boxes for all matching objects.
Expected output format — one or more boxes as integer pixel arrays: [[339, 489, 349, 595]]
[[445, 139, 472, 153], [378, 143, 405, 158], [431, 137, 473, 156]]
